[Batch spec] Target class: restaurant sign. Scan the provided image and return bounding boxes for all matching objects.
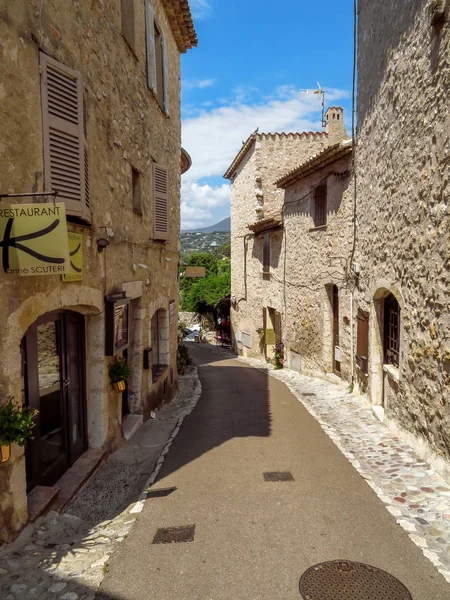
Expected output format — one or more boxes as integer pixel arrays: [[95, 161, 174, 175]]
[[0, 203, 70, 276], [62, 232, 83, 282], [186, 266, 206, 278]]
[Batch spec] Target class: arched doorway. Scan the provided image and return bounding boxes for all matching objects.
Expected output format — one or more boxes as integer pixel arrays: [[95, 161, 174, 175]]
[[22, 311, 87, 490]]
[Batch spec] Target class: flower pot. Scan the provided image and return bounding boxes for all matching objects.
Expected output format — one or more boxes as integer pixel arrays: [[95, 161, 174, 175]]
[[0, 444, 11, 463], [112, 380, 126, 392]]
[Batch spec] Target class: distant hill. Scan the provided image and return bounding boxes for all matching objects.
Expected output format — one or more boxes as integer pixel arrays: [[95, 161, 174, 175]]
[[183, 217, 230, 234]]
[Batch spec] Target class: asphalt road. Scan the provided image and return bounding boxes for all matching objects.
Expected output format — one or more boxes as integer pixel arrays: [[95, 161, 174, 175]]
[[98, 344, 450, 599]]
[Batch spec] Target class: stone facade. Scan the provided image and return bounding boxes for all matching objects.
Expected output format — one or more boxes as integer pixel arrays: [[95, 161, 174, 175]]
[[0, 0, 196, 542], [355, 1, 450, 462], [227, 109, 351, 379]]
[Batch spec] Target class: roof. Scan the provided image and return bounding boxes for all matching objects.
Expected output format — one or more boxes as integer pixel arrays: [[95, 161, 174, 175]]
[[181, 148, 192, 174], [162, 0, 198, 53], [248, 214, 283, 233], [223, 131, 327, 180], [275, 139, 353, 189]]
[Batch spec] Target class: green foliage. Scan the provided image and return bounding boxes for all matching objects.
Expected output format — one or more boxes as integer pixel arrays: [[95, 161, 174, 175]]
[[0, 400, 37, 447], [217, 241, 231, 258], [177, 343, 192, 375], [180, 252, 220, 310], [273, 342, 284, 370], [183, 272, 231, 315], [108, 357, 131, 383]]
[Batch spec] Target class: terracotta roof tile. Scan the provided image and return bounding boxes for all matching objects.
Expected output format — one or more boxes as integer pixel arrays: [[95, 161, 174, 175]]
[[162, 0, 197, 52], [275, 139, 353, 188]]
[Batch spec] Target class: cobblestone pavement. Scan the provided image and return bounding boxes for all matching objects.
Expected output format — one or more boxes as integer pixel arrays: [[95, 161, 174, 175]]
[[0, 367, 201, 600], [237, 354, 450, 584]]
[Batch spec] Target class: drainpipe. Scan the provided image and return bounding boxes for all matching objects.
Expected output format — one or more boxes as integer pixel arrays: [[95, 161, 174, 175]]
[[350, 289, 355, 386]]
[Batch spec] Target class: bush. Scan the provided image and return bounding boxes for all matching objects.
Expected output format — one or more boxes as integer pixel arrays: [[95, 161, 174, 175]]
[[0, 400, 37, 447], [177, 343, 192, 375], [108, 357, 131, 383]]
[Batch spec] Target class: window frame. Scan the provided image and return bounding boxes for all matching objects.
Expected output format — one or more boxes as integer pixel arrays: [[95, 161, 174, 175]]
[[384, 294, 400, 367], [132, 166, 142, 215], [145, 0, 170, 115], [313, 184, 327, 228], [121, 0, 137, 55]]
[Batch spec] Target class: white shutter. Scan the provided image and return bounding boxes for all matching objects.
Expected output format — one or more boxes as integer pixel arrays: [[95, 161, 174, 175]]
[[40, 53, 90, 221], [161, 34, 169, 116], [145, 0, 157, 92], [153, 163, 169, 240]]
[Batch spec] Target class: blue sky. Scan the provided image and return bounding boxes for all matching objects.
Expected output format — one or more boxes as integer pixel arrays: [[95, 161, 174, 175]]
[[180, 0, 354, 230]]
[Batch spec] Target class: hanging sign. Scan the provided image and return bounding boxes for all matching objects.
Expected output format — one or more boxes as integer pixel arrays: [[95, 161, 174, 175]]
[[186, 266, 206, 278], [0, 203, 70, 276], [62, 232, 83, 282]]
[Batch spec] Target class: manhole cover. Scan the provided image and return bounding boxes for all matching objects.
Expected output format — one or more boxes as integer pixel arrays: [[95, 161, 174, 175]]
[[299, 560, 412, 600], [264, 471, 295, 482], [152, 524, 195, 544]]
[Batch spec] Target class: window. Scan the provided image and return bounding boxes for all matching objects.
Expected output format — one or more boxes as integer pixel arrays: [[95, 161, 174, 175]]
[[153, 163, 169, 240], [145, 0, 169, 114], [356, 309, 369, 374], [313, 184, 327, 227], [40, 53, 90, 222], [121, 0, 136, 53], [132, 167, 142, 214], [262, 233, 270, 276], [384, 294, 400, 367]]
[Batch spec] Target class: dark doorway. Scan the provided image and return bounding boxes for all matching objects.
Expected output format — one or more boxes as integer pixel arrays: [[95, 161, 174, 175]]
[[332, 285, 341, 374], [23, 311, 87, 491]]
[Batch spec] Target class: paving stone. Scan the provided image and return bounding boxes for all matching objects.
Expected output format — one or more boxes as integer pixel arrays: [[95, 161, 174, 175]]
[[49, 582, 67, 593]]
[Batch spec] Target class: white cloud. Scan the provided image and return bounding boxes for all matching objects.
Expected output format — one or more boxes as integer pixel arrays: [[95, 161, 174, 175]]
[[181, 180, 230, 229], [183, 78, 216, 90], [189, 0, 212, 20], [182, 86, 350, 182]]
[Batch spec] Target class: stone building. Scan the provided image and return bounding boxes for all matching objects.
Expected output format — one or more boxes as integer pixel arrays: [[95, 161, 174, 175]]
[[0, 0, 196, 542], [354, 0, 450, 466], [225, 107, 351, 375]]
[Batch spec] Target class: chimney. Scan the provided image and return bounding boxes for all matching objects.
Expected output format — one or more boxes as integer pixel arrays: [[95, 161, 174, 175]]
[[325, 106, 348, 145]]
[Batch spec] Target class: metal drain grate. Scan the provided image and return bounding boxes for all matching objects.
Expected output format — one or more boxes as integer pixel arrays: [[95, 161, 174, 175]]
[[299, 560, 412, 600], [146, 487, 177, 499], [152, 524, 195, 544], [264, 471, 294, 482]]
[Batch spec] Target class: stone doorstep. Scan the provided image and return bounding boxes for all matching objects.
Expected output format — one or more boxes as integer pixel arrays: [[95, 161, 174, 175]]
[[122, 414, 144, 441], [27, 448, 105, 521], [27, 485, 59, 522], [53, 448, 105, 512]]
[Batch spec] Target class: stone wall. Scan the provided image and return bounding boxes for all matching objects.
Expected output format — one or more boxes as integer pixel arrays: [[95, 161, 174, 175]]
[[0, 0, 187, 541], [356, 1, 450, 459], [230, 133, 329, 359]]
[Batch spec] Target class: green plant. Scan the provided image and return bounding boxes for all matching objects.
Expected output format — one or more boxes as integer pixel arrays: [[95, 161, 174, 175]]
[[348, 382, 354, 394], [0, 399, 37, 447], [274, 342, 284, 370], [108, 357, 131, 383], [177, 343, 192, 375], [256, 327, 264, 337]]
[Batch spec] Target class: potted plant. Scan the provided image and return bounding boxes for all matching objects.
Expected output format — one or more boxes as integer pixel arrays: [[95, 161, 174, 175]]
[[274, 342, 285, 370], [0, 399, 37, 463], [108, 357, 131, 392]]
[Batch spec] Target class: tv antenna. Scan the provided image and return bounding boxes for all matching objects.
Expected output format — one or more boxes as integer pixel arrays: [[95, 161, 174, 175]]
[[300, 83, 326, 128]]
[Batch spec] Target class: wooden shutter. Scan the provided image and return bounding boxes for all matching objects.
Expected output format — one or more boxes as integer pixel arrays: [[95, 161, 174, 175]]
[[161, 34, 169, 115], [263, 233, 270, 273], [153, 163, 169, 240], [356, 309, 369, 374], [275, 311, 282, 344], [40, 53, 90, 221], [145, 0, 157, 92]]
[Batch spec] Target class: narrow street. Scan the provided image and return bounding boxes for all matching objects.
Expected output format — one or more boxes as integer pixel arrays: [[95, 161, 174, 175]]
[[98, 344, 450, 600]]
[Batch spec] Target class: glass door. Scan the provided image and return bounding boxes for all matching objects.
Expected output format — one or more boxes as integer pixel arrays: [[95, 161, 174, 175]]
[[24, 311, 87, 491]]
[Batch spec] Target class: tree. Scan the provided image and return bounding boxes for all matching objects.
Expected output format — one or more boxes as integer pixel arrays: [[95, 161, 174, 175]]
[[183, 272, 231, 315]]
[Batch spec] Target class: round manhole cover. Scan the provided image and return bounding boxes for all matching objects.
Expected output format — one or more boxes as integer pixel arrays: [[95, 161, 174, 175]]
[[299, 560, 412, 600]]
